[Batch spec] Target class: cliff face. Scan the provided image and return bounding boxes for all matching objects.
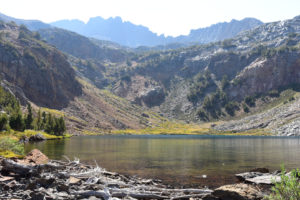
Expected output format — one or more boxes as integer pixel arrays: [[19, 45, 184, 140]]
[[229, 51, 300, 99], [0, 22, 82, 109]]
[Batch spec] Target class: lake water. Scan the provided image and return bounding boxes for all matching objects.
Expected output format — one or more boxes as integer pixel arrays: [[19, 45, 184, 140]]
[[25, 135, 300, 188]]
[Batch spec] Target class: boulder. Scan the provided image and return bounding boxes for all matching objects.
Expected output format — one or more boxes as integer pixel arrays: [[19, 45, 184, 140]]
[[212, 183, 263, 200], [22, 149, 49, 165], [29, 133, 46, 141]]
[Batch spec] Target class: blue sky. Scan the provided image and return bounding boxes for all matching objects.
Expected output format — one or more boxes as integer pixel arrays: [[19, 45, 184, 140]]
[[1, 0, 300, 36]]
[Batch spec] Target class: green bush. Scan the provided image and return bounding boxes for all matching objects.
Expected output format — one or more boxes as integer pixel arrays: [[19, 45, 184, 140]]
[[244, 96, 256, 107], [243, 104, 249, 113], [0, 137, 24, 155], [269, 90, 280, 97], [0, 114, 9, 131], [197, 109, 208, 121], [265, 166, 300, 200], [225, 101, 239, 116], [9, 112, 25, 132]]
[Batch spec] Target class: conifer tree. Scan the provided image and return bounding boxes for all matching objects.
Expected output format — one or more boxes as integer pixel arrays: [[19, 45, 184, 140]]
[[9, 111, 25, 131], [34, 109, 42, 130], [25, 103, 33, 129]]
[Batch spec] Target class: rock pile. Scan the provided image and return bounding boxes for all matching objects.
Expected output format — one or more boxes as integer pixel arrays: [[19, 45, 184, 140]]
[[0, 150, 288, 200]]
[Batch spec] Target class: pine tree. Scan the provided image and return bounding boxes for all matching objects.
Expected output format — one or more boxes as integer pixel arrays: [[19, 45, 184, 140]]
[[36, 109, 42, 130], [45, 113, 55, 134], [9, 111, 25, 131], [41, 111, 46, 130], [25, 103, 33, 129], [57, 117, 66, 136]]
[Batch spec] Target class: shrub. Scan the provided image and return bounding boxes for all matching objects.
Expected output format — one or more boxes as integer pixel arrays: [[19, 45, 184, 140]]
[[243, 104, 249, 113], [225, 101, 239, 116], [265, 166, 300, 200], [0, 114, 8, 131], [289, 96, 295, 102], [221, 75, 230, 90], [244, 96, 256, 107], [197, 109, 208, 121], [269, 90, 280, 97], [0, 137, 24, 155]]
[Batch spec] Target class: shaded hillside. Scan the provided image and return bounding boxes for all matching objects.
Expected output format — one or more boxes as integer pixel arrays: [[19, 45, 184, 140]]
[[38, 28, 128, 63], [51, 17, 262, 47], [0, 22, 82, 109]]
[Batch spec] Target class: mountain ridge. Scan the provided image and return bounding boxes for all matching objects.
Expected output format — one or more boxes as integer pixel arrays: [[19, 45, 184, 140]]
[[51, 16, 263, 47]]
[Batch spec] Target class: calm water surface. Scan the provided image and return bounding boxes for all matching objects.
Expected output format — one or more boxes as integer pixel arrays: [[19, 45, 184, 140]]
[[25, 135, 300, 188]]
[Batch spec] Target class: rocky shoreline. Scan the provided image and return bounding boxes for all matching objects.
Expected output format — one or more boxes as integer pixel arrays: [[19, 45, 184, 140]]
[[0, 149, 285, 200]]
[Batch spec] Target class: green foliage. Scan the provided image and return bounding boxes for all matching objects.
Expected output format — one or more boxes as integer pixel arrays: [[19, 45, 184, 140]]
[[221, 75, 230, 90], [121, 75, 131, 82], [221, 39, 236, 49], [243, 104, 250, 113], [289, 96, 295, 102], [44, 113, 66, 136], [187, 71, 215, 103], [225, 101, 239, 116], [33, 32, 41, 40], [0, 136, 24, 155], [244, 96, 256, 107], [25, 104, 33, 129], [269, 90, 280, 97], [0, 113, 9, 131], [9, 111, 25, 132], [197, 109, 208, 121], [0, 86, 20, 114], [265, 166, 300, 200]]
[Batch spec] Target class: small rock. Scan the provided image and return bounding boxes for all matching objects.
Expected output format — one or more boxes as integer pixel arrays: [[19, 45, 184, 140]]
[[69, 176, 81, 184], [57, 183, 69, 192], [30, 191, 46, 200], [29, 133, 46, 141], [212, 183, 263, 200]]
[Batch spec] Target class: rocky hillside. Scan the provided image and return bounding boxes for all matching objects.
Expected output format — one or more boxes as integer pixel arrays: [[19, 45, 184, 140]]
[[0, 21, 163, 133], [109, 15, 300, 135], [1, 12, 300, 135], [51, 16, 262, 47], [38, 28, 128, 63], [0, 22, 82, 109]]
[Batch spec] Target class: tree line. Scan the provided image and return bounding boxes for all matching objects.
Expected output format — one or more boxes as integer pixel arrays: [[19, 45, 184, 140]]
[[0, 86, 66, 135]]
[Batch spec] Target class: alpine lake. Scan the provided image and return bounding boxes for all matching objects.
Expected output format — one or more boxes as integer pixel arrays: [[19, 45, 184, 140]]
[[25, 135, 300, 188]]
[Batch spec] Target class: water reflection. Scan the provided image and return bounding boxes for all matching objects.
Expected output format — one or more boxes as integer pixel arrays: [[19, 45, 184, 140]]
[[25, 135, 300, 188]]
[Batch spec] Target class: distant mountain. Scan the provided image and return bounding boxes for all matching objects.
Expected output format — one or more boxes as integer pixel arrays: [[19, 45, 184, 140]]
[[52, 17, 263, 47], [0, 12, 51, 30], [52, 16, 168, 47], [173, 18, 263, 44]]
